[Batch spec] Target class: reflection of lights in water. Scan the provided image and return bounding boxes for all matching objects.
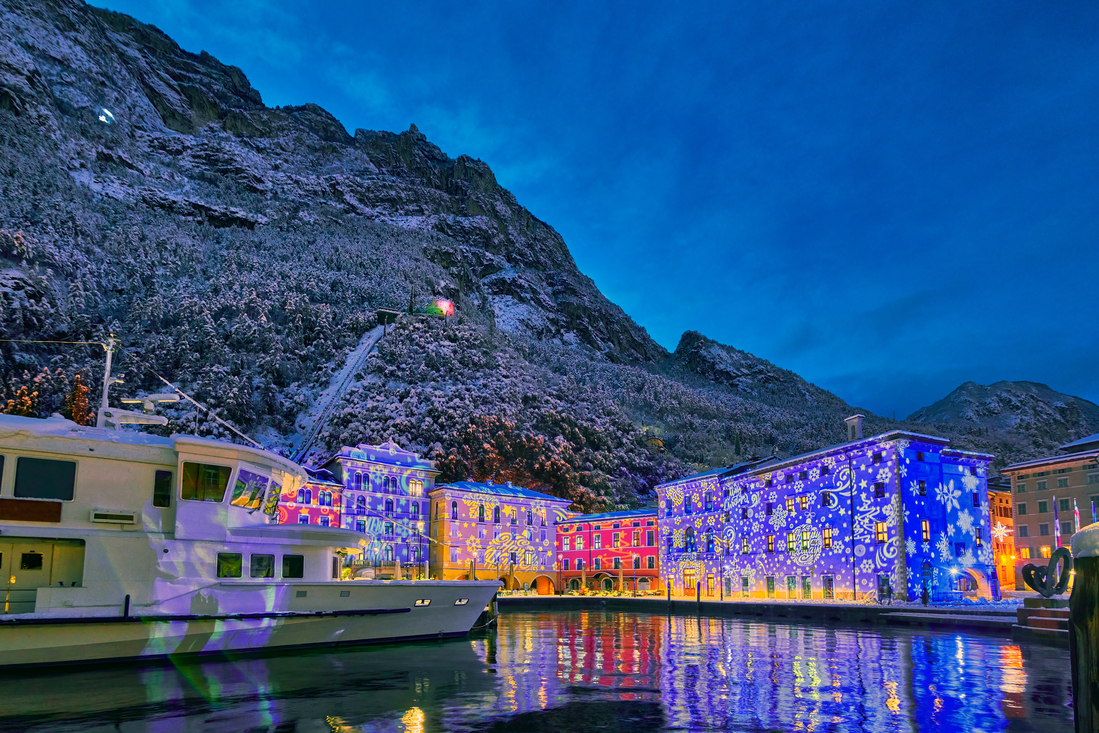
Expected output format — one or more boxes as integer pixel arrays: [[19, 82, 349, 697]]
[[98, 108, 114, 124], [400, 707, 424, 733], [1000, 645, 1027, 694]]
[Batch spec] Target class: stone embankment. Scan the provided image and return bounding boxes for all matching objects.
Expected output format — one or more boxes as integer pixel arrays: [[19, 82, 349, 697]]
[[496, 595, 1046, 640]]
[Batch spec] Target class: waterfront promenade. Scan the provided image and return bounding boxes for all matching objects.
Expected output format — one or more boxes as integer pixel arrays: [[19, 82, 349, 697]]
[[496, 592, 1043, 638]]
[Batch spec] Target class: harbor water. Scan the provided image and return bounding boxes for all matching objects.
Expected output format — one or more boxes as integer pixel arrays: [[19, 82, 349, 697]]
[[0, 610, 1073, 732]]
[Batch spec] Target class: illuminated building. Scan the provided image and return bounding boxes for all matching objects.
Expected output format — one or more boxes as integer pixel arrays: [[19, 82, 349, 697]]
[[655, 416, 998, 602], [1002, 433, 1099, 588], [987, 476, 1016, 589], [428, 479, 572, 593], [556, 509, 661, 593], [276, 465, 342, 528], [316, 439, 437, 577]]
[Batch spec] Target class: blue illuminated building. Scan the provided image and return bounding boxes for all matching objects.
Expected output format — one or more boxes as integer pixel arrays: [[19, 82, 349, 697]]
[[319, 439, 437, 576], [655, 416, 998, 602]]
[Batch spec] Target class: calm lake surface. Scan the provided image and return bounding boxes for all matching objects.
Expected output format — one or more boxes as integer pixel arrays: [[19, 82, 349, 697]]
[[0, 611, 1073, 732]]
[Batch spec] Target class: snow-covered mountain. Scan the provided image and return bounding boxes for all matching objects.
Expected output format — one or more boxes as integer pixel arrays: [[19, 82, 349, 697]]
[[0, 0, 1084, 506]]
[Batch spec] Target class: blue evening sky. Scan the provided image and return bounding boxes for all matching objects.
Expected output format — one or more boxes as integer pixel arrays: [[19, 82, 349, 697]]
[[93, 0, 1099, 419]]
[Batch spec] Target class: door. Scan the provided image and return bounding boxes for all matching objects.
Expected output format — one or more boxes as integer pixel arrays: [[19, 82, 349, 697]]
[[5, 541, 54, 614], [823, 575, 834, 600], [786, 576, 797, 599], [801, 576, 812, 599]]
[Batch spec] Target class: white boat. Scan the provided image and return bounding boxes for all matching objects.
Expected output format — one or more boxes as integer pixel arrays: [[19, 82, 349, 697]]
[[0, 413, 499, 667]]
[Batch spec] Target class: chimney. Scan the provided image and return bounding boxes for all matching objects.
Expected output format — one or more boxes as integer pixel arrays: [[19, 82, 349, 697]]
[[844, 415, 865, 442]]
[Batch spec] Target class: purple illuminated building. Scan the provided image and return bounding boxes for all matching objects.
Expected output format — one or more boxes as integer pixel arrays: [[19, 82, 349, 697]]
[[656, 416, 998, 602]]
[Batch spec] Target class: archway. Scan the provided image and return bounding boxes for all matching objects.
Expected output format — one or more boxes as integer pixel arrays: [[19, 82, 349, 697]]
[[531, 575, 556, 596], [499, 575, 519, 591], [569, 578, 581, 592]]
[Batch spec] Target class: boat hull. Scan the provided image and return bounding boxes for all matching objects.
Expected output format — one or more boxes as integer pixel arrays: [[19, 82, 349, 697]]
[[0, 580, 499, 668]]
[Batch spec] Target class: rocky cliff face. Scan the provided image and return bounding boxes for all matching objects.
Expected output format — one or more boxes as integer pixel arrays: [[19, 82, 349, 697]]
[[0, 0, 662, 363]]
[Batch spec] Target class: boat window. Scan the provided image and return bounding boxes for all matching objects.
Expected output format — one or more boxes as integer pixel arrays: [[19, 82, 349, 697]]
[[20, 552, 44, 570], [250, 554, 275, 578], [0, 455, 4, 492], [282, 555, 304, 578], [181, 463, 232, 502], [14, 457, 76, 500], [216, 553, 242, 578], [153, 470, 173, 508]]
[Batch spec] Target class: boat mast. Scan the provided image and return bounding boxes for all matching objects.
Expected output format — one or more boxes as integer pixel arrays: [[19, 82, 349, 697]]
[[96, 335, 117, 429]]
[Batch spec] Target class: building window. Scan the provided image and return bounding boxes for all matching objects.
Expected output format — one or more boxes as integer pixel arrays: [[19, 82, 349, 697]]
[[767, 535, 775, 553], [384, 522, 394, 538], [766, 501, 773, 516], [821, 465, 831, 476], [410, 501, 419, 517], [647, 530, 655, 547], [1057, 478, 1069, 489], [577, 537, 584, 551], [799, 471, 808, 481], [766, 577, 776, 598], [298, 514, 310, 525], [1062, 521, 1073, 536], [704, 493, 713, 512], [798, 495, 809, 511], [918, 480, 927, 497], [1018, 503, 1028, 516], [820, 492, 833, 507], [562, 558, 570, 571], [741, 537, 749, 554], [1038, 501, 1048, 514], [1040, 546, 1051, 559], [319, 516, 330, 527], [1019, 547, 1031, 559], [785, 475, 793, 484], [1037, 480, 1047, 491], [975, 528, 982, 546], [1059, 498, 1071, 512], [250, 554, 275, 578], [922, 520, 930, 542], [800, 530, 810, 550], [874, 483, 885, 499], [1017, 482, 1026, 493], [478, 505, 485, 522], [786, 497, 795, 514], [632, 530, 640, 546], [972, 492, 980, 508], [916, 451, 924, 461], [354, 473, 363, 491], [741, 507, 749, 519], [823, 527, 834, 548], [954, 542, 966, 557], [593, 557, 601, 570], [647, 556, 655, 569], [685, 498, 693, 515], [1018, 525, 1028, 538], [594, 534, 603, 550], [613, 532, 621, 548], [576, 559, 584, 571], [631, 556, 639, 569], [873, 453, 882, 465], [510, 509, 517, 525], [356, 519, 366, 533], [787, 533, 795, 552], [493, 506, 500, 523], [1089, 474, 1099, 485], [875, 522, 887, 544], [1040, 523, 1050, 536], [562, 537, 570, 551]]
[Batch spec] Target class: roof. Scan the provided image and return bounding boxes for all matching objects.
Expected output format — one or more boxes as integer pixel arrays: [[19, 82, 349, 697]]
[[1061, 433, 1099, 453], [303, 466, 342, 487], [329, 439, 438, 473], [1003, 449, 1099, 473], [656, 456, 778, 489], [431, 480, 571, 503], [557, 508, 656, 525]]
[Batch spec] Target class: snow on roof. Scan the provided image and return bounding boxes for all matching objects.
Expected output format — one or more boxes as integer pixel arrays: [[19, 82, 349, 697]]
[[303, 466, 342, 486], [557, 508, 656, 524], [1061, 433, 1099, 452], [0, 413, 174, 448], [433, 480, 571, 503], [333, 440, 437, 471]]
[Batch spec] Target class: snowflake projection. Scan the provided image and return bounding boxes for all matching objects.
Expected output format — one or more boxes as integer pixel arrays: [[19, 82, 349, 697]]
[[859, 559, 875, 574], [790, 523, 824, 567], [935, 480, 962, 512], [769, 506, 789, 530], [978, 546, 994, 565], [673, 529, 685, 546], [936, 531, 951, 562], [903, 507, 911, 524], [992, 521, 1010, 542], [876, 467, 893, 485], [751, 520, 762, 534], [921, 541, 931, 554], [898, 464, 908, 478], [767, 491, 778, 501], [962, 474, 980, 493], [894, 440, 910, 453], [956, 509, 975, 537], [960, 548, 977, 567], [906, 538, 917, 556], [909, 480, 923, 498], [809, 467, 820, 481], [947, 523, 956, 537]]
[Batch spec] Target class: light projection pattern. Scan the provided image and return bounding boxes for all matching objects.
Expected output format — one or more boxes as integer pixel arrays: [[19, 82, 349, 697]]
[[656, 437, 996, 601]]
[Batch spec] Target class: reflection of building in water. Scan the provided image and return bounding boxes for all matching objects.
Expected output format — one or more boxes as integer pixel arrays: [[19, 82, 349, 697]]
[[308, 440, 437, 576], [556, 509, 661, 593], [429, 479, 572, 592], [655, 416, 998, 602]]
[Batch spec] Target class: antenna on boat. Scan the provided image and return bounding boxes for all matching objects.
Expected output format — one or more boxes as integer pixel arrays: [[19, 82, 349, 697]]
[[94, 335, 170, 430], [95, 335, 118, 429]]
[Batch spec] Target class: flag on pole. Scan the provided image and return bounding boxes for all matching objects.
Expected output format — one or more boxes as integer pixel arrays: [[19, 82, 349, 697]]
[[1053, 495, 1061, 548], [1075, 498, 1082, 533]]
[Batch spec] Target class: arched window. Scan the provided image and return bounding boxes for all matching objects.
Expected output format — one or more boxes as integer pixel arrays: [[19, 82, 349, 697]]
[[385, 545, 394, 562], [304, 489, 312, 505], [411, 501, 419, 517], [540, 512, 546, 527], [478, 505, 485, 522], [685, 527, 695, 551], [434, 502, 439, 519], [451, 501, 458, 520], [577, 559, 585, 571], [526, 509, 533, 525], [706, 530, 715, 553], [385, 499, 394, 516], [356, 496, 366, 514], [493, 506, 501, 523], [354, 473, 362, 491], [633, 556, 641, 569], [297, 489, 305, 503]]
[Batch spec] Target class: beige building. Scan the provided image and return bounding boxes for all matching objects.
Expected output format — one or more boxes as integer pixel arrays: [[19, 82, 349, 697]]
[[1002, 434, 1099, 589]]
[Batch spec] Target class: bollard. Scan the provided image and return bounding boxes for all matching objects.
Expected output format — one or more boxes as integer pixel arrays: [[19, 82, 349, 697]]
[[122, 594, 130, 618], [1070, 524, 1098, 732], [696, 580, 701, 606]]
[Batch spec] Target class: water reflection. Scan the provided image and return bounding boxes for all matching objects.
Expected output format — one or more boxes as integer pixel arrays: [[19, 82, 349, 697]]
[[0, 612, 1072, 732]]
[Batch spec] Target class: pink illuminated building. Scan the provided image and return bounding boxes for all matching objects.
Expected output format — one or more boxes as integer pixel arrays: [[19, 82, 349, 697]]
[[557, 509, 661, 593]]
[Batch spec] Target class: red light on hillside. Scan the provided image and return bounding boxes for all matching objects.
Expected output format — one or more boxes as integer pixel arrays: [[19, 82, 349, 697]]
[[436, 299, 455, 317]]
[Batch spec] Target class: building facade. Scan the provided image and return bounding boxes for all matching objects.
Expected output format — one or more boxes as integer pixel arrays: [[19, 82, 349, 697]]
[[987, 477, 1016, 589], [1002, 433, 1099, 589], [556, 509, 661, 593], [319, 440, 438, 578], [428, 480, 572, 594], [655, 418, 999, 602], [276, 466, 342, 527]]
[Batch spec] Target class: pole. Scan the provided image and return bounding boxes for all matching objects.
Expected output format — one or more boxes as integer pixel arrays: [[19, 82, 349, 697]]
[[96, 335, 117, 428]]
